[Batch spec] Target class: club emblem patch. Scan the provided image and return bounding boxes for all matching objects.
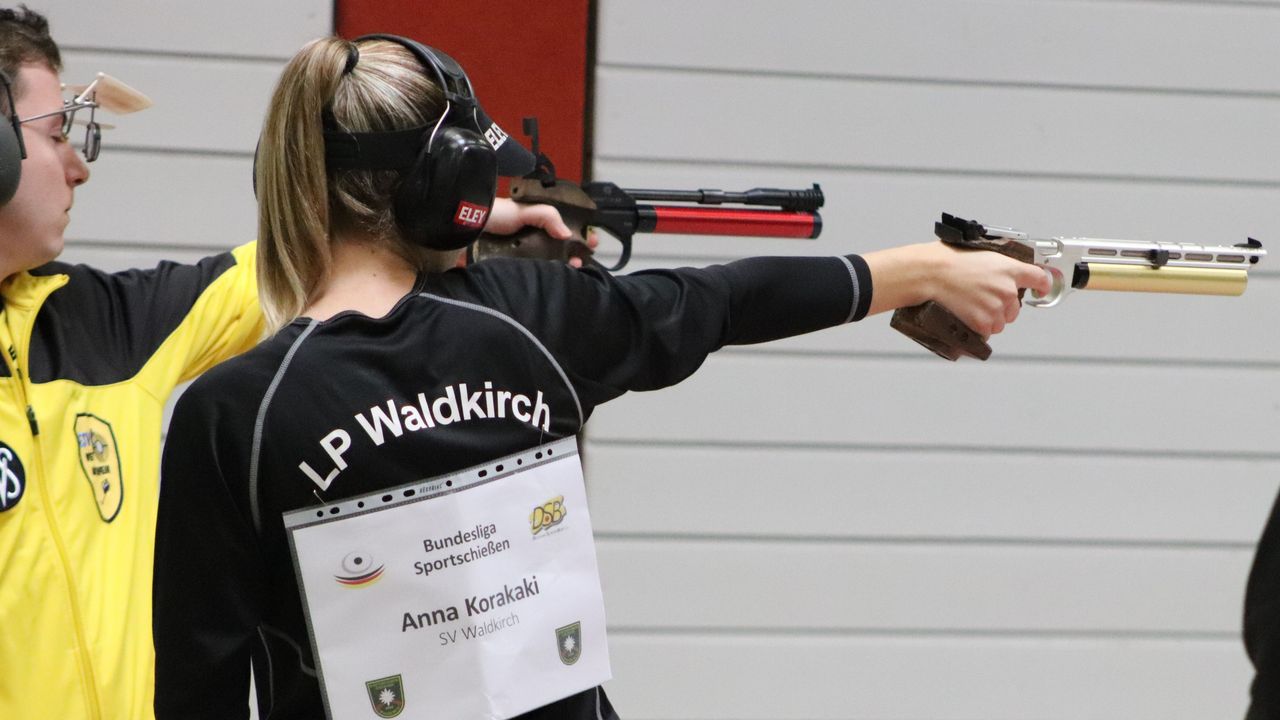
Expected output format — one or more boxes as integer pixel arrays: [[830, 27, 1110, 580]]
[[75, 414, 122, 522], [365, 674, 406, 718], [556, 621, 582, 665], [0, 441, 25, 512]]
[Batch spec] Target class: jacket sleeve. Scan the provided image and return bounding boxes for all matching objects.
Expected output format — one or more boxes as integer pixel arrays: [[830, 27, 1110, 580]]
[[153, 377, 264, 719], [161, 242, 266, 383], [464, 254, 871, 404]]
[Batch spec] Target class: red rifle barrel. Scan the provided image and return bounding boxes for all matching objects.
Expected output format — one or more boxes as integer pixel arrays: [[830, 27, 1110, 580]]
[[639, 205, 822, 239]]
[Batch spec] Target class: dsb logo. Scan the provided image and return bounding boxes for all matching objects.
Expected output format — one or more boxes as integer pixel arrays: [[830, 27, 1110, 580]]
[[454, 201, 489, 228]]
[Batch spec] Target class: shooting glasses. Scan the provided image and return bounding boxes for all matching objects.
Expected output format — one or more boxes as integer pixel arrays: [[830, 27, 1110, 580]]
[[17, 73, 152, 162]]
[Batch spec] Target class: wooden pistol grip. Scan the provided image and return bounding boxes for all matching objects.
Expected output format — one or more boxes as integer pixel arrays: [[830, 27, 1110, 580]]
[[889, 302, 994, 361], [889, 228, 1034, 361], [472, 177, 597, 264], [473, 228, 593, 264]]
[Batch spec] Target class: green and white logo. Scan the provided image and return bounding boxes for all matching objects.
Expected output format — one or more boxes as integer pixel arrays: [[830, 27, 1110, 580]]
[[365, 674, 406, 718], [556, 621, 582, 666]]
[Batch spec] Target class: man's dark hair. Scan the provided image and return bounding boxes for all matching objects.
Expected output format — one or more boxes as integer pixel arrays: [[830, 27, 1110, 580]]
[[0, 5, 61, 102]]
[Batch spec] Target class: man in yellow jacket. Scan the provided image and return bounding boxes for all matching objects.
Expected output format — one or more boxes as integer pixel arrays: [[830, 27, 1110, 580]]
[[0, 8, 265, 719], [0, 8, 573, 718]]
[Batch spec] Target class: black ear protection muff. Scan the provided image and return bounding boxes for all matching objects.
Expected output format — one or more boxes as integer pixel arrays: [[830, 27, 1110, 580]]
[[321, 34, 533, 251], [0, 71, 27, 206]]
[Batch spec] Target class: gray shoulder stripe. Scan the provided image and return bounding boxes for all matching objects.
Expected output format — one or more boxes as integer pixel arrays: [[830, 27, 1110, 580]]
[[255, 626, 277, 712], [260, 623, 318, 677], [417, 293, 584, 430], [249, 320, 319, 535], [837, 255, 860, 325]]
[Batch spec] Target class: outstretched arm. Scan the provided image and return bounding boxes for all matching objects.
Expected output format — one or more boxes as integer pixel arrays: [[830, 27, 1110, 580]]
[[864, 241, 1052, 337]]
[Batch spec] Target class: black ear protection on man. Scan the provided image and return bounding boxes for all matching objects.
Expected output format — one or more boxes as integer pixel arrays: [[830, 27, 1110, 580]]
[[321, 34, 535, 251], [0, 71, 27, 205]]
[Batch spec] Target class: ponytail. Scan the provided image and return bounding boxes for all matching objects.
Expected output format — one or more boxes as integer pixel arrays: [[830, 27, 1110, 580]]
[[255, 36, 449, 332]]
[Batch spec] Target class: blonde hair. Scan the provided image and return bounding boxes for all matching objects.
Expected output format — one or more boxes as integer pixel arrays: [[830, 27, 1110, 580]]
[[255, 36, 458, 331]]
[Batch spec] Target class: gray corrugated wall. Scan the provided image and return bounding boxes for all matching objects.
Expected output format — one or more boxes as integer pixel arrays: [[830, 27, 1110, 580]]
[[585, 1, 1280, 718], [49, 1, 329, 269], [40, 0, 1280, 718]]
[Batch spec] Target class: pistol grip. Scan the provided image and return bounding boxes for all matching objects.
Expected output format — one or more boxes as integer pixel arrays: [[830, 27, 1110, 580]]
[[889, 302, 992, 361], [472, 175, 596, 265], [890, 213, 1037, 361], [472, 227, 593, 265]]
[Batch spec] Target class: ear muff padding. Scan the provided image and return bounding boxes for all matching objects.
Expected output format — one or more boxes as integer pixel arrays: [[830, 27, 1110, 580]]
[[0, 122, 21, 205], [395, 124, 497, 250], [0, 72, 22, 206]]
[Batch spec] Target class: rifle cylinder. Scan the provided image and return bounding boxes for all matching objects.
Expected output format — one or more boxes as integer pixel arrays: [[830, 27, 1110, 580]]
[[1077, 264, 1249, 296], [641, 206, 822, 239]]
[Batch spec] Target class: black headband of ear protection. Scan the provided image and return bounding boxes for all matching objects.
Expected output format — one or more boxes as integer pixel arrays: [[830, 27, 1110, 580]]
[[322, 120, 424, 171]]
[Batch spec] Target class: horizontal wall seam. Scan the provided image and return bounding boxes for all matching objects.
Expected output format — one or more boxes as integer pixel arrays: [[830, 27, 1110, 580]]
[[708, 346, 1280, 370], [594, 531, 1258, 552], [64, 238, 234, 254], [101, 146, 253, 160], [594, 154, 1280, 189], [599, 62, 1280, 101], [1069, 0, 1280, 9], [606, 626, 1243, 641], [585, 438, 1280, 462], [64, 45, 289, 64]]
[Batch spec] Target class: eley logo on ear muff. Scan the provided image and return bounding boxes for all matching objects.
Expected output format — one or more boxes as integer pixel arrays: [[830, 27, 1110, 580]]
[[454, 201, 488, 229]]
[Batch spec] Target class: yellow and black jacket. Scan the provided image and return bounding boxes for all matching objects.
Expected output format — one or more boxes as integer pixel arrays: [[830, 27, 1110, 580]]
[[0, 242, 262, 720]]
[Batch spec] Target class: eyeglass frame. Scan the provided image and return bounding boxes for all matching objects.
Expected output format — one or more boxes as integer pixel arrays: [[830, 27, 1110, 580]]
[[16, 99, 102, 163]]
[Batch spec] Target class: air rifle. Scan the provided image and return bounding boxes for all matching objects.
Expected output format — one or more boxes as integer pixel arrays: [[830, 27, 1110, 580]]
[[891, 212, 1268, 361], [472, 119, 824, 270]]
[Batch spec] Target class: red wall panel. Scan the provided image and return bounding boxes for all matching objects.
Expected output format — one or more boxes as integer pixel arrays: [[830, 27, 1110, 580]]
[[335, 0, 593, 183]]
